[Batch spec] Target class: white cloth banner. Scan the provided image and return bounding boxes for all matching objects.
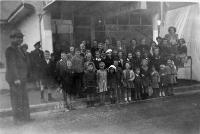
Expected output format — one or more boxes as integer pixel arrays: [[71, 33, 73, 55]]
[[160, 3, 200, 81]]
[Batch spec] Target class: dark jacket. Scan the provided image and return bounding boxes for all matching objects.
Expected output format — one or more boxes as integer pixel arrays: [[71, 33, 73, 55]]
[[83, 71, 97, 88], [104, 56, 114, 69], [5, 45, 30, 83], [30, 49, 46, 79]]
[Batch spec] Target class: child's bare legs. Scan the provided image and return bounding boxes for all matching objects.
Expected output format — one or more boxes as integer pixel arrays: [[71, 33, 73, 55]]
[[100, 92, 105, 105], [124, 88, 128, 102], [115, 87, 120, 103], [128, 88, 132, 102]]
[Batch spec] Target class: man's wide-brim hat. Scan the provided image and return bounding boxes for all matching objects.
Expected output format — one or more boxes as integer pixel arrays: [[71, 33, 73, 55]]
[[34, 41, 41, 47], [10, 29, 24, 38]]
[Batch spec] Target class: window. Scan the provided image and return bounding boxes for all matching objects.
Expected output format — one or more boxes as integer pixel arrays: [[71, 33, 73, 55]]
[[130, 14, 140, 25], [118, 15, 129, 25], [74, 16, 90, 26], [105, 16, 117, 25], [141, 14, 152, 25]]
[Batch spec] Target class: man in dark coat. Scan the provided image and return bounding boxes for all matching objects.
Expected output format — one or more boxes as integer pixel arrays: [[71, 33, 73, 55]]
[[5, 29, 31, 123], [30, 41, 46, 101]]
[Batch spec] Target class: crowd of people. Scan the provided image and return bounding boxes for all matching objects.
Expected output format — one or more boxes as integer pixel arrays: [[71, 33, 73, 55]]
[[23, 26, 188, 110]]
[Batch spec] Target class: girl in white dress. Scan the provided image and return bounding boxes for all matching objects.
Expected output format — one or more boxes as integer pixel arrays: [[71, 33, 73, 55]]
[[97, 62, 107, 105]]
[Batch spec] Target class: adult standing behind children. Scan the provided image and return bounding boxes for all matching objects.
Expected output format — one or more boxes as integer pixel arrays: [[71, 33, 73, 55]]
[[30, 41, 46, 101], [5, 29, 32, 124]]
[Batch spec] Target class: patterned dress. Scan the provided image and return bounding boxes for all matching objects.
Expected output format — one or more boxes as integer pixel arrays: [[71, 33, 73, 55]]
[[97, 70, 107, 93]]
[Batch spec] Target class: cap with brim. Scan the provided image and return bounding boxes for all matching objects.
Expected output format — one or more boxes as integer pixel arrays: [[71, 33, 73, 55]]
[[34, 41, 41, 47], [10, 29, 24, 38]]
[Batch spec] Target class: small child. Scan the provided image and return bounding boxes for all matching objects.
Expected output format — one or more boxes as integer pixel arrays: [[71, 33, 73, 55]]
[[159, 64, 168, 97], [93, 51, 102, 70], [126, 52, 134, 70], [113, 60, 123, 103], [83, 62, 97, 107], [108, 65, 118, 104], [122, 62, 135, 103], [151, 66, 160, 98], [97, 62, 107, 105], [166, 59, 177, 95], [134, 68, 142, 100]]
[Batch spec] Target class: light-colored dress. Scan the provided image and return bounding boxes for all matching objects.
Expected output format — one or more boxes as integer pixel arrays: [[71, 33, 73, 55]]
[[165, 33, 178, 46], [122, 69, 135, 88], [97, 70, 107, 93]]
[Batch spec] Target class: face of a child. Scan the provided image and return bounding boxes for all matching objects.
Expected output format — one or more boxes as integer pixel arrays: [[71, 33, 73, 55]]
[[44, 52, 51, 60], [95, 52, 100, 58], [107, 52, 112, 57], [87, 55, 92, 61], [98, 43, 103, 50], [67, 61, 72, 69], [131, 40, 136, 45], [151, 42, 156, 47], [136, 51, 141, 58], [99, 63, 105, 69], [154, 48, 159, 55], [75, 51, 80, 56], [61, 53, 67, 60], [113, 50, 118, 56], [88, 64, 94, 71], [70, 47, 74, 53], [136, 69, 140, 74], [105, 39, 110, 44], [125, 63, 130, 69], [141, 59, 148, 66], [101, 53, 106, 59], [118, 52, 123, 58], [80, 44, 85, 50], [128, 53, 132, 59], [116, 40, 121, 46], [167, 60, 172, 65], [169, 28, 175, 34], [157, 38, 162, 44], [110, 68, 115, 73], [113, 61, 118, 67], [93, 41, 98, 47]]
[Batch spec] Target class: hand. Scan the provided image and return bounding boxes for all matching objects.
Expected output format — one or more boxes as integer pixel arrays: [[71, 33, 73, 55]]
[[14, 80, 21, 85]]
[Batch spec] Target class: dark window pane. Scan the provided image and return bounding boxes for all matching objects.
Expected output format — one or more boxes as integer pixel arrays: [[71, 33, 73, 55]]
[[95, 32, 105, 42], [74, 16, 90, 26], [105, 16, 117, 24], [95, 25, 105, 31], [141, 14, 152, 25], [130, 14, 140, 25], [118, 15, 129, 25]]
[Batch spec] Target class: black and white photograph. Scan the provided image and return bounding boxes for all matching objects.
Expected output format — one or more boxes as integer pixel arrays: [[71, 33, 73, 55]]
[[0, 0, 200, 133]]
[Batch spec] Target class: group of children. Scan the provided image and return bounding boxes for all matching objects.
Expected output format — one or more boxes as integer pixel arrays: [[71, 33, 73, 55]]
[[57, 44, 177, 108]]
